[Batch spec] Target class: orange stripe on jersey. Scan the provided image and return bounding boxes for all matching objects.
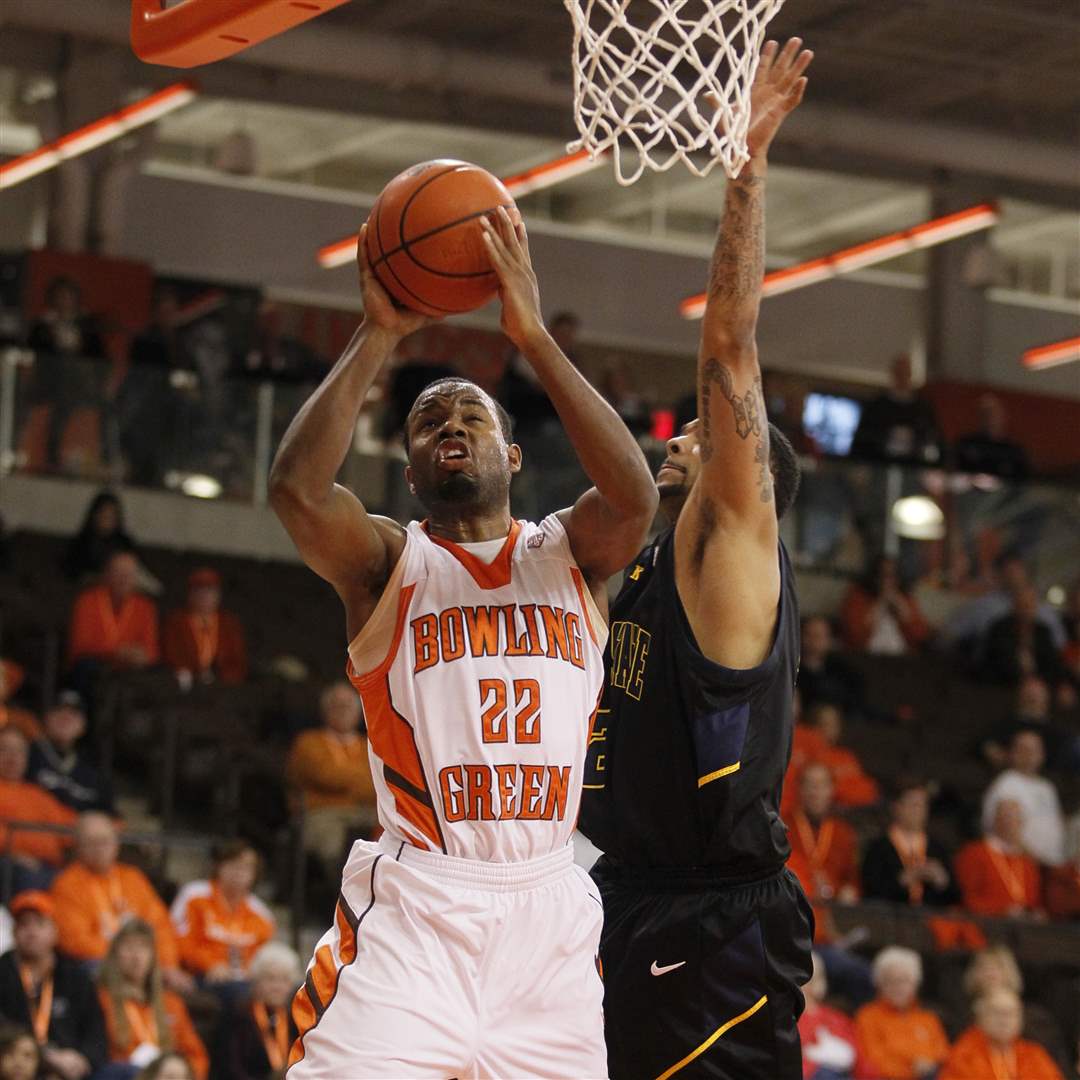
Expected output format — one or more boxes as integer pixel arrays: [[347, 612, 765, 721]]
[[423, 519, 522, 590], [569, 566, 599, 647]]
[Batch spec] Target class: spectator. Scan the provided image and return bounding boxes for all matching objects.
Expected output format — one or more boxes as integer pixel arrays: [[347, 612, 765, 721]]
[[0, 891, 106, 1079], [952, 394, 1030, 480], [598, 361, 651, 438], [49, 813, 189, 993], [285, 681, 377, 882], [0, 728, 76, 893], [1046, 814, 1080, 919], [799, 952, 877, 1080], [136, 1053, 194, 1080], [798, 616, 866, 717], [66, 550, 159, 672], [63, 492, 137, 584], [862, 778, 956, 907], [24, 277, 107, 473], [162, 569, 247, 687], [850, 354, 941, 466], [940, 989, 1063, 1080], [979, 675, 1078, 774], [982, 582, 1064, 688], [955, 799, 1042, 917], [96, 921, 208, 1080], [982, 729, 1065, 866], [27, 690, 114, 814], [854, 947, 950, 1080], [210, 942, 300, 1080], [0, 661, 41, 741], [840, 556, 930, 656], [118, 288, 182, 488], [169, 840, 274, 989], [0, 1025, 40, 1080], [808, 702, 880, 809]]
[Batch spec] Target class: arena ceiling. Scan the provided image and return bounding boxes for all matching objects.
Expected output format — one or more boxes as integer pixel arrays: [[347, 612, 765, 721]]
[[1, 0, 1078, 300]]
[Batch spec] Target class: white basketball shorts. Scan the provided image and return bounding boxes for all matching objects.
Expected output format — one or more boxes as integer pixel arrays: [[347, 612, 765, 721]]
[[287, 834, 608, 1079]]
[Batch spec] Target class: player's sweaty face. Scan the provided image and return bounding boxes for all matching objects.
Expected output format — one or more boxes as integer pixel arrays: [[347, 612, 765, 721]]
[[656, 419, 702, 498]]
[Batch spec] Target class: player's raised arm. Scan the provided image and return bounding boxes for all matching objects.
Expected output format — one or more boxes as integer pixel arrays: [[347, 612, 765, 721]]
[[268, 226, 433, 636], [481, 209, 658, 596], [675, 38, 812, 667]]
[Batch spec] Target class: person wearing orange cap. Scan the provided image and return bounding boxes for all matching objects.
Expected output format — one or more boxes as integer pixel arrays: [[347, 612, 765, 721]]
[[0, 728, 77, 892], [161, 567, 247, 687], [940, 989, 1063, 1080], [0, 891, 107, 1078]]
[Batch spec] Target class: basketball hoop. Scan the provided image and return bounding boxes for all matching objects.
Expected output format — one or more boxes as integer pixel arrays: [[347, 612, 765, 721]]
[[564, 0, 787, 186]]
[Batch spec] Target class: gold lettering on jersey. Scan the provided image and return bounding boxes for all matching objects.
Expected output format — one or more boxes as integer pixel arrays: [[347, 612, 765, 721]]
[[412, 604, 585, 674], [629, 564, 645, 581], [609, 620, 650, 700], [438, 763, 572, 823]]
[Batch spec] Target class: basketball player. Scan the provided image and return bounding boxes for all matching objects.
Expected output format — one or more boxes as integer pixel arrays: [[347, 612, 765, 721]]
[[269, 209, 657, 1077], [579, 38, 815, 1080]]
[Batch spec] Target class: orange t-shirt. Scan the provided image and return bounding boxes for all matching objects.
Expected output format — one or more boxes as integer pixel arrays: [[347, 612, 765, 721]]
[[939, 1026, 1063, 1080], [170, 879, 275, 976], [285, 729, 377, 812], [0, 778, 77, 864], [855, 999, 950, 1080], [67, 585, 159, 666], [787, 812, 860, 902], [161, 609, 248, 684], [819, 745, 880, 808], [98, 988, 209, 1080], [51, 861, 179, 968], [955, 838, 1041, 916]]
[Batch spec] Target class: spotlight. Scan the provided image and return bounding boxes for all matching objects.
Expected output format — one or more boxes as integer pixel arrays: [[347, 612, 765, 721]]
[[891, 496, 944, 540]]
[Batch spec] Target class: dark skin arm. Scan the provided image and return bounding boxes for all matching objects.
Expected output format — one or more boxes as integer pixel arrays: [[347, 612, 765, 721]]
[[481, 208, 658, 614], [674, 39, 812, 668], [268, 226, 435, 640]]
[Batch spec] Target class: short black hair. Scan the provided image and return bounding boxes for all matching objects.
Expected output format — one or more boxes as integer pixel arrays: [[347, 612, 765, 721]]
[[768, 423, 800, 520], [403, 378, 513, 452]]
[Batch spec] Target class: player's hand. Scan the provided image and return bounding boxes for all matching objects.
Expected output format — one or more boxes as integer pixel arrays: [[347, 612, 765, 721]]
[[480, 207, 545, 351], [743, 38, 813, 160], [357, 224, 437, 340]]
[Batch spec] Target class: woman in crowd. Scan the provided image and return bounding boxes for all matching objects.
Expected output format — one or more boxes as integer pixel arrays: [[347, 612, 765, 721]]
[[63, 491, 137, 582], [96, 920, 208, 1080], [841, 555, 930, 656], [211, 942, 301, 1080], [940, 989, 1063, 1080], [0, 1027, 40, 1080], [854, 946, 950, 1080]]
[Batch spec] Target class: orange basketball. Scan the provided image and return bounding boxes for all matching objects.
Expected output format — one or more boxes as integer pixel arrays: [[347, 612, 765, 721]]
[[365, 160, 519, 317]]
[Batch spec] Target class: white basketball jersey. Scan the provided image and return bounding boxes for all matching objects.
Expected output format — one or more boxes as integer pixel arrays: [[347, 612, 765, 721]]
[[346, 515, 607, 863]]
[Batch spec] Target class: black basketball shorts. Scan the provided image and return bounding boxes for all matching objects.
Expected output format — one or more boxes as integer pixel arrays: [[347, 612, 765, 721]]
[[591, 858, 814, 1080]]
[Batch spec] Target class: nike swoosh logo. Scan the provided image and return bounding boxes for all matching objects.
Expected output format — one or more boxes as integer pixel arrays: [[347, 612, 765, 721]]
[[650, 960, 687, 976]]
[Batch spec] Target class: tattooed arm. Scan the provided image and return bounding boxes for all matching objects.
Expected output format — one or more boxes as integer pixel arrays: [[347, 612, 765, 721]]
[[674, 39, 812, 668]]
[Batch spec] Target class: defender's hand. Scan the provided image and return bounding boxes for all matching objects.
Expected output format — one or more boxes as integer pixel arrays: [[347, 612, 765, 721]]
[[481, 207, 545, 351], [743, 37, 813, 161], [357, 224, 437, 340]]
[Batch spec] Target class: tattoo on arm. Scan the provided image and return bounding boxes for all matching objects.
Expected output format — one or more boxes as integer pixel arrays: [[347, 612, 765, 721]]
[[699, 358, 773, 503], [706, 174, 764, 305]]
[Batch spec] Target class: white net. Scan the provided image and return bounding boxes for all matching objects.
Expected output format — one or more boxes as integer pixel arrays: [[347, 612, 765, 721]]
[[564, 0, 787, 185]]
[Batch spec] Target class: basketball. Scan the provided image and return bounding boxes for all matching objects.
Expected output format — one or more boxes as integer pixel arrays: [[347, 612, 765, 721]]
[[364, 159, 520, 317]]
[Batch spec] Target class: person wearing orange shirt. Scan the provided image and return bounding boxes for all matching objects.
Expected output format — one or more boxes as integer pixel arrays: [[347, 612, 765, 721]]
[[0, 660, 42, 741], [285, 681, 377, 881], [809, 702, 880, 809], [0, 728, 77, 892], [169, 840, 274, 988], [50, 813, 192, 995], [940, 989, 1063, 1080], [161, 569, 247, 687], [854, 947, 950, 1080], [956, 798, 1042, 917], [95, 919, 209, 1080], [66, 551, 159, 671]]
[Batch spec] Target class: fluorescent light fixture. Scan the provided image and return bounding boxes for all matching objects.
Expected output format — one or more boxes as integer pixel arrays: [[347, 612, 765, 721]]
[[179, 474, 222, 499], [891, 495, 945, 541], [680, 203, 1000, 319], [0, 81, 198, 190], [1022, 336, 1080, 371], [317, 149, 610, 269]]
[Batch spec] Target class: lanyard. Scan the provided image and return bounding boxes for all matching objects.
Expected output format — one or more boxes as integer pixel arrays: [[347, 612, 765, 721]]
[[18, 964, 53, 1044], [91, 873, 126, 940], [986, 843, 1028, 906], [989, 1045, 1017, 1080], [97, 591, 134, 650], [252, 1002, 288, 1070], [322, 731, 359, 768], [188, 614, 219, 671], [795, 813, 834, 869], [123, 999, 159, 1048], [889, 826, 927, 904]]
